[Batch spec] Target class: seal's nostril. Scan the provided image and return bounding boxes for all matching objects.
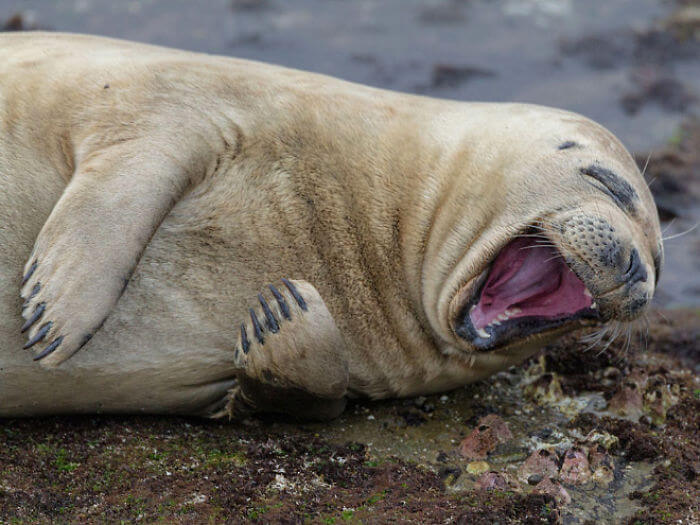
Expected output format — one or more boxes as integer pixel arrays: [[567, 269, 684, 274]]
[[624, 248, 647, 286]]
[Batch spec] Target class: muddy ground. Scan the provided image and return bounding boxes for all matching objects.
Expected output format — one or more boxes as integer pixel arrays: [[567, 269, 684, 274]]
[[1, 0, 699, 523], [0, 310, 696, 524]]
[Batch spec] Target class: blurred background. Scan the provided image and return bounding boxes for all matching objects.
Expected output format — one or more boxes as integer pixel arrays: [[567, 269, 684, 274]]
[[1, 0, 698, 306]]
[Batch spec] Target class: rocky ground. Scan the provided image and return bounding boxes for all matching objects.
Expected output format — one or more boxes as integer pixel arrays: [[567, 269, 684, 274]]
[[1, 1, 698, 523], [0, 309, 696, 523]]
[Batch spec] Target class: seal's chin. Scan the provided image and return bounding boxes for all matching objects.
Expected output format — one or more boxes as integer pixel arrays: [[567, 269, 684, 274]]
[[456, 236, 599, 351]]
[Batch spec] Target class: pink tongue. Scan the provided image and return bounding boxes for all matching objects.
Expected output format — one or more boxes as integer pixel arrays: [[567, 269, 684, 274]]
[[470, 237, 592, 331]]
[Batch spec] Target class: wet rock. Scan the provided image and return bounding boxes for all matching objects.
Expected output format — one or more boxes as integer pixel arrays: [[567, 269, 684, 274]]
[[608, 368, 682, 424], [527, 474, 543, 486], [559, 447, 591, 485], [412, 396, 435, 413], [621, 69, 696, 115], [459, 414, 513, 460], [533, 477, 571, 506], [569, 412, 662, 462], [560, 28, 700, 69], [413, 396, 427, 408], [534, 427, 553, 440], [519, 449, 559, 483], [560, 34, 628, 70], [608, 370, 648, 420], [524, 373, 564, 406], [398, 409, 427, 427], [607, 382, 644, 419], [491, 441, 529, 464], [643, 375, 680, 425], [475, 471, 515, 491], [588, 445, 615, 486], [529, 427, 574, 454], [1, 12, 46, 32], [438, 465, 462, 486], [635, 119, 700, 222], [664, 5, 700, 40], [600, 366, 622, 388], [466, 461, 490, 476], [2, 13, 24, 31], [581, 430, 619, 451]]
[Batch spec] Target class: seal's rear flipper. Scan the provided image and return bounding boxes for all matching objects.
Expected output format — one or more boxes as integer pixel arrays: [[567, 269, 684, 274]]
[[224, 279, 350, 421], [20, 137, 212, 367]]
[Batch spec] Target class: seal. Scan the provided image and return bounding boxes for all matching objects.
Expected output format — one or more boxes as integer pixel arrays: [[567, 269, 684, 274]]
[[0, 33, 663, 420]]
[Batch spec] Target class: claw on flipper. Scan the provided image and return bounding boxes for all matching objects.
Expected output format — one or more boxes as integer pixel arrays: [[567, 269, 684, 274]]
[[258, 294, 279, 333], [240, 323, 250, 354], [33, 336, 64, 361], [21, 302, 45, 332], [249, 309, 264, 344], [21, 260, 37, 286], [281, 278, 307, 311], [268, 284, 291, 320], [23, 321, 52, 349]]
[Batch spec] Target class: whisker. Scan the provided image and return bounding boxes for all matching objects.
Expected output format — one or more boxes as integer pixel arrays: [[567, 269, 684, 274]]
[[519, 244, 558, 251], [640, 152, 652, 180], [597, 321, 623, 356], [543, 255, 565, 263], [580, 322, 612, 352], [662, 222, 698, 241], [643, 315, 649, 353], [661, 218, 677, 235], [514, 233, 552, 239], [655, 309, 670, 323]]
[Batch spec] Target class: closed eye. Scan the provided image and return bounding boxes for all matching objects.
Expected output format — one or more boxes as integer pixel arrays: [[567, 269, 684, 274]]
[[580, 165, 638, 215]]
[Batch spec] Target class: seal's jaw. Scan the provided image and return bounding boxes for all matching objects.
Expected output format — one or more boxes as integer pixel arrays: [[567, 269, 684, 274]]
[[454, 236, 599, 351]]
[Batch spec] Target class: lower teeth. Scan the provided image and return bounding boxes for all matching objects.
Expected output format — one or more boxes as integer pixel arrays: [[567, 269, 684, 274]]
[[476, 328, 490, 338]]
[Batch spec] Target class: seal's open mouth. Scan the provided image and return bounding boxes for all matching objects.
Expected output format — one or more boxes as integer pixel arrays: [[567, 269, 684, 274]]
[[458, 236, 599, 350]]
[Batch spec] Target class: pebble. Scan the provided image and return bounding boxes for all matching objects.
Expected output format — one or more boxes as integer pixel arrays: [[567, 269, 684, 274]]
[[534, 477, 571, 505], [527, 474, 543, 485], [475, 471, 512, 491], [459, 414, 513, 460], [467, 461, 490, 475], [559, 447, 591, 485]]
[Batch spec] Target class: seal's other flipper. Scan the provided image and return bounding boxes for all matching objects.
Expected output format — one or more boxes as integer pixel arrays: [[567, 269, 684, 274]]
[[225, 279, 350, 421], [20, 139, 204, 367]]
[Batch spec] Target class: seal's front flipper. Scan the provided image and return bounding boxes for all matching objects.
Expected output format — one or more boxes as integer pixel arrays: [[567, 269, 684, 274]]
[[226, 279, 350, 421], [20, 140, 204, 367]]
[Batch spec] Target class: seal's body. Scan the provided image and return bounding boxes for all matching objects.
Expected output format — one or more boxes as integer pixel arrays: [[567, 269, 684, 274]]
[[0, 33, 662, 419]]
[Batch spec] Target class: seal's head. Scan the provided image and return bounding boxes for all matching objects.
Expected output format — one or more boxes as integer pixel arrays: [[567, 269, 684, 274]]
[[427, 105, 662, 360]]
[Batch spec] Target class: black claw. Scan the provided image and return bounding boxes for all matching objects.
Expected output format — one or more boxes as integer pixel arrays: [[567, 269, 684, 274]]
[[21, 261, 37, 286], [281, 278, 308, 311], [258, 294, 279, 333], [33, 336, 63, 361], [268, 285, 291, 320], [21, 302, 45, 333], [240, 323, 250, 354], [23, 321, 52, 349], [22, 283, 41, 311], [249, 308, 264, 344]]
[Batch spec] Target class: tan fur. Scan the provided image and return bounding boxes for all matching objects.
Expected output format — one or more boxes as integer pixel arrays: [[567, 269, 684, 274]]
[[0, 33, 662, 417]]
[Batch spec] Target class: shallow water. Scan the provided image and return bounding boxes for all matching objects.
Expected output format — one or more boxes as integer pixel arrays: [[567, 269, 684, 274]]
[[1, 0, 698, 306]]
